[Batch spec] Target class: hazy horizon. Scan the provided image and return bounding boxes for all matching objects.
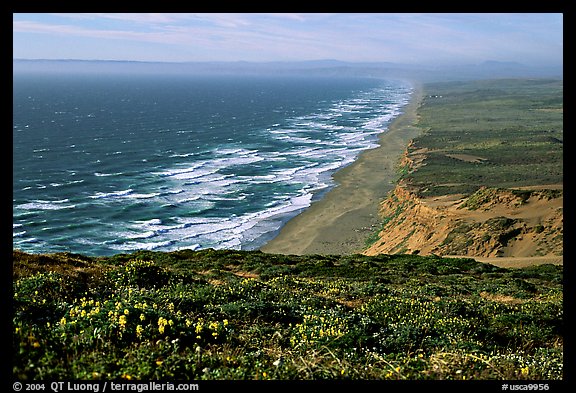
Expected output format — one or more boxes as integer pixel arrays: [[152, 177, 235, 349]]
[[13, 13, 563, 69], [12, 58, 563, 83]]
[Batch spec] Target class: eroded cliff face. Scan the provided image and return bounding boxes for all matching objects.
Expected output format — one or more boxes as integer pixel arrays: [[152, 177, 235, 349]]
[[363, 182, 563, 258]]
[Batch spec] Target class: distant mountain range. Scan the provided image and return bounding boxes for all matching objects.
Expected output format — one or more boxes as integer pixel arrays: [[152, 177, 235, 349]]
[[13, 58, 563, 82]]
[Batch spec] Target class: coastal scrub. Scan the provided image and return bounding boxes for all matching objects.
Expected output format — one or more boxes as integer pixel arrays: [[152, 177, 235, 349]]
[[13, 249, 562, 380]]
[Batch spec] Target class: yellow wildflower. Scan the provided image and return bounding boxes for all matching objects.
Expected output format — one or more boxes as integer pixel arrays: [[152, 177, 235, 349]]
[[158, 317, 168, 334], [118, 315, 127, 329]]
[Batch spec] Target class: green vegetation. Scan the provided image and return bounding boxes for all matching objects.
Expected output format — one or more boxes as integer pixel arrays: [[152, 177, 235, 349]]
[[364, 195, 412, 249], [13, 249, 563, 380], [405, 79, 563, 197]]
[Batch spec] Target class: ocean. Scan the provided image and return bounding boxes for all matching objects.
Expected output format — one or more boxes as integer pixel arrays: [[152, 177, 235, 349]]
[[13, 73, 411, 256]]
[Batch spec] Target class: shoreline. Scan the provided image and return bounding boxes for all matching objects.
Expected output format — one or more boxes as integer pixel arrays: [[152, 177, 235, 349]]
[[260, 83, 424, 255]]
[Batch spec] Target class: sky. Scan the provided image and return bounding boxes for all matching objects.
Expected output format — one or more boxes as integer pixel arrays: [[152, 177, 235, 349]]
[[12, 13, 563, 67]]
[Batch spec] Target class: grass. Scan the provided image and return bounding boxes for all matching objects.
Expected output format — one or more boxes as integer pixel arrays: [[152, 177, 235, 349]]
[[13, 249, 563, 380], [404, 79, 563, 197]]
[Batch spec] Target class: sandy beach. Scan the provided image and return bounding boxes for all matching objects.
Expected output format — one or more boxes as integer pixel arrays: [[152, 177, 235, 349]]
[[260, 83, 424, 255]]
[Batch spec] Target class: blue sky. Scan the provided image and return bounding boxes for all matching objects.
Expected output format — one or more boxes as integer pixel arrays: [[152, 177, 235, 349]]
[[13, 13, 563, 66]]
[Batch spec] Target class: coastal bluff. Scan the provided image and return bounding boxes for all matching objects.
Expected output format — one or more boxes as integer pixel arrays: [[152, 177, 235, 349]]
[[363, 178, 563, 260], [364, 78, 563, 266]]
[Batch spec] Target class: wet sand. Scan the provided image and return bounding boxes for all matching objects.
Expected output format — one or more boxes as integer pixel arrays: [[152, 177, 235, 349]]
[[260, 84, 423, 255]]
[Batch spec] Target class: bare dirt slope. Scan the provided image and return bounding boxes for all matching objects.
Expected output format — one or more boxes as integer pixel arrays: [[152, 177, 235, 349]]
[[363, 179, 563, 262]]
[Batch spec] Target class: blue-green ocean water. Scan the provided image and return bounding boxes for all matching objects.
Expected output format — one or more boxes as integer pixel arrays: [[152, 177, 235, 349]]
[[13, 73, 411, 256]]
